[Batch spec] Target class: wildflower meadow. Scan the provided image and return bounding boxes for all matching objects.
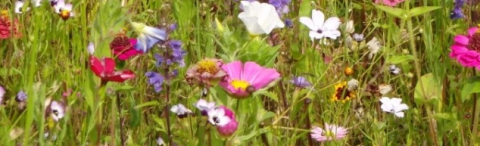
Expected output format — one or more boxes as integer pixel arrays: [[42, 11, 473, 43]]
[[1, 0, 480, 145]]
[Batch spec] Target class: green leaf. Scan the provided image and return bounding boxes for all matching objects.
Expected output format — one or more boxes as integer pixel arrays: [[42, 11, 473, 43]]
[[414, 73, 442, 102], [375, 5, 407, 19], [115, 85, 134, 91], [134, 101, 160, 109], [460, 76, 480, 102], [408, 6, 441, 18], [387, 55, 414, 64]]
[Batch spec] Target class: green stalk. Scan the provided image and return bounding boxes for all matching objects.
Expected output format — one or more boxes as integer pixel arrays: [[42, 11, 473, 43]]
[[472, 93, 480, 144], [405, 6, 438, 146]]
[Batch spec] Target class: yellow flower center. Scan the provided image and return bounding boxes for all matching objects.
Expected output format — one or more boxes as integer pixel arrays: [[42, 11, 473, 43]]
[[332, 82, 356, 102], [324, 131, 334, 137], [197, 60, 218, 74], [231, 80, 250, 91], [0, 10, 8, 19], [59, 10, 71, 20]]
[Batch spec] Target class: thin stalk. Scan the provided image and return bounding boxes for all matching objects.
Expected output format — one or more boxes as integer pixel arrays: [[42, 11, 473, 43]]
[[406, 10, 438, 146], [164, 65, 172, 145], [471, 93, 480, 144], [116, 93, 126, 146]]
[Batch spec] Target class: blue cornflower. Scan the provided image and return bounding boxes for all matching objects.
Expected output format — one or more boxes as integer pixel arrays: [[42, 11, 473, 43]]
[[154, 54, 164, 67], [131, 22, 167, 52], [290, 76, 311, 88], [450, 0, 465, 19], [145, 71, 164, 93], [16, 90, 27, 102]]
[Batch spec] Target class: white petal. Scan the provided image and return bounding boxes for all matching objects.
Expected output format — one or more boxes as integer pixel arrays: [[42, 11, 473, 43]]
[[300, 17, 317, 31], [64, 4, 73, 11], [381, 104, 394, 112], [170, 105, 179, 113], [215, 115, 231, 126], [311, 10, 325, 29], [323, 30, 341, 40], [390, 98, 403, 105], [323, 17, 341, 31], [15, 1, 29, 14], [309, 31, 321, 40], [379, 97, 391, 104], [394, 112, 405, 118], [395, 104, 409, 111], [33, 0, 42, 7]]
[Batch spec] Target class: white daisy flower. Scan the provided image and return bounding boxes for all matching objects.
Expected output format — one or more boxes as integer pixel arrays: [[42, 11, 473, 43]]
[[389, 65, 401, 75], [15, 1, 30, 14], [380, 97, 409, 118], [50, 101, 65, 121], [299, 9, 341, 41], [194, 99, 216, 115]]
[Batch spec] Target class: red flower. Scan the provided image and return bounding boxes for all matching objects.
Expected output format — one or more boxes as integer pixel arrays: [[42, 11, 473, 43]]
[[0, 15, 22, 39], [110, 34, 142, 60], [89, 56, 135, 83]]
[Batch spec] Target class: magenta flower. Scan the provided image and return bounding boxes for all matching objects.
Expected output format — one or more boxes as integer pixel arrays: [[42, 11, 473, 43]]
[[375, 0, 405, 7], [219, 61, 280, 98], [207, 106, 238, 136], [450, 27, 480, 69], [311, 124, 348, 142]]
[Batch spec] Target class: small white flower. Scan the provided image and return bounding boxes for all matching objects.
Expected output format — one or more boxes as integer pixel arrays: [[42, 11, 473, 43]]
[[345, 20, 354, 34], [54, 0, 75, 17], [87, 42, 95, 54], [367, 37, 381, 59], [389, 65, 401, 75], [378, 84, 392, 95], [170, 103, 193, 118], [156, 137, 164, 146], [207, 107, 231, 126], [379, 97, 409, 118], [347, 79, 359, 91], [299, 9, 341, 41], [352, 33, 364, 42], [15, 1, 30, 14], [238, 1, 285, 35], [194, 99, 216, 113], [50, 101, 65, 121]]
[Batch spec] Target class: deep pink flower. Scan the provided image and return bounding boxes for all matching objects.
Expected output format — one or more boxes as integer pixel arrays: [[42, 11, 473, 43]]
[[375, 0, 405, 7], [450, 27, 480, 69], [311, 124, 348, 142], [110, 34, 143, 60], [207, 106, 238, 136], [219, 61, 280, 98]]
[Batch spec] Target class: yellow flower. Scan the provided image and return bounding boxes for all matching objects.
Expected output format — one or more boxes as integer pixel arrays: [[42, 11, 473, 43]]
[[331, 81, 356, 102], [344, 67, 353, 76]]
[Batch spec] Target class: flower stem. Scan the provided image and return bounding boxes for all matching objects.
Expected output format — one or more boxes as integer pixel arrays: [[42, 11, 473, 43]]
[[406, 9, 438, 146], [165, 75, 172, 145], [471, 93, 480, 144], [116, 93, 126, 146]]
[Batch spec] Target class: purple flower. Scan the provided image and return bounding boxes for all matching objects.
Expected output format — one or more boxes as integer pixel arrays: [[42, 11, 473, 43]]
[[16, 90, 27, 102], [450, 0, 465, 19], [285, 19, 293, 28], [269, 0, 291, 15], [169, 40, 186, 67], [290, 76, 311, 88], [154, 54, 164, 67], [145, 71, 164, 93], [169, 23, 177, 31]]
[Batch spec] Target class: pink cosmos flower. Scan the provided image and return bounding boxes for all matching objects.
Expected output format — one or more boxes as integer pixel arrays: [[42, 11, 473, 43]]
[[450, 27, 480, 69], [311, 124, 348, 142], [375, 0, 405, 7], [219, 61, 280, 99], [207, 106, 238, 136]]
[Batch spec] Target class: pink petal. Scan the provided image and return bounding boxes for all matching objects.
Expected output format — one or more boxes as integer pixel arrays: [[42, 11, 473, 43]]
[[250, 68, 280, 90], [242, 62, 264, 82], [468, 27, 479, 36], [222, 61, 243, 80], [454, 35, 470, 45]]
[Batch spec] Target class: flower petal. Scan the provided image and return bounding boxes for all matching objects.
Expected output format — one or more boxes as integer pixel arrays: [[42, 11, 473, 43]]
[[64, 4, 73, 11], [299, 17, 317, 31], [323, 17, 341, 30], [312, 10, 325, 29], [468, 27, 479, 36], [222, 61, 243, 80], [454, 35, 470, 45]]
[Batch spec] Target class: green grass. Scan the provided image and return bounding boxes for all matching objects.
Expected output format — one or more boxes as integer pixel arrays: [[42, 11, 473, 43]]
[[1, 0, 480, 145]]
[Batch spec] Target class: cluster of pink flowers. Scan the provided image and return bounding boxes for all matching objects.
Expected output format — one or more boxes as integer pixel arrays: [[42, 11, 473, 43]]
[[450, 26, 480, 69]]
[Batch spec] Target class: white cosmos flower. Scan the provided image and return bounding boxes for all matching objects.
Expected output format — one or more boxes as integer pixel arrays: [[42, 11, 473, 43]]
[[238, 1, 285, 35], [15, 1, 30, 14], [170, 103, 193, 117], [300, 9, 341, 41], [379, 97, 409, 118], [50, 101, 65, 121], [367, 37, 381, 59], [207, 107, 231, 126]]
